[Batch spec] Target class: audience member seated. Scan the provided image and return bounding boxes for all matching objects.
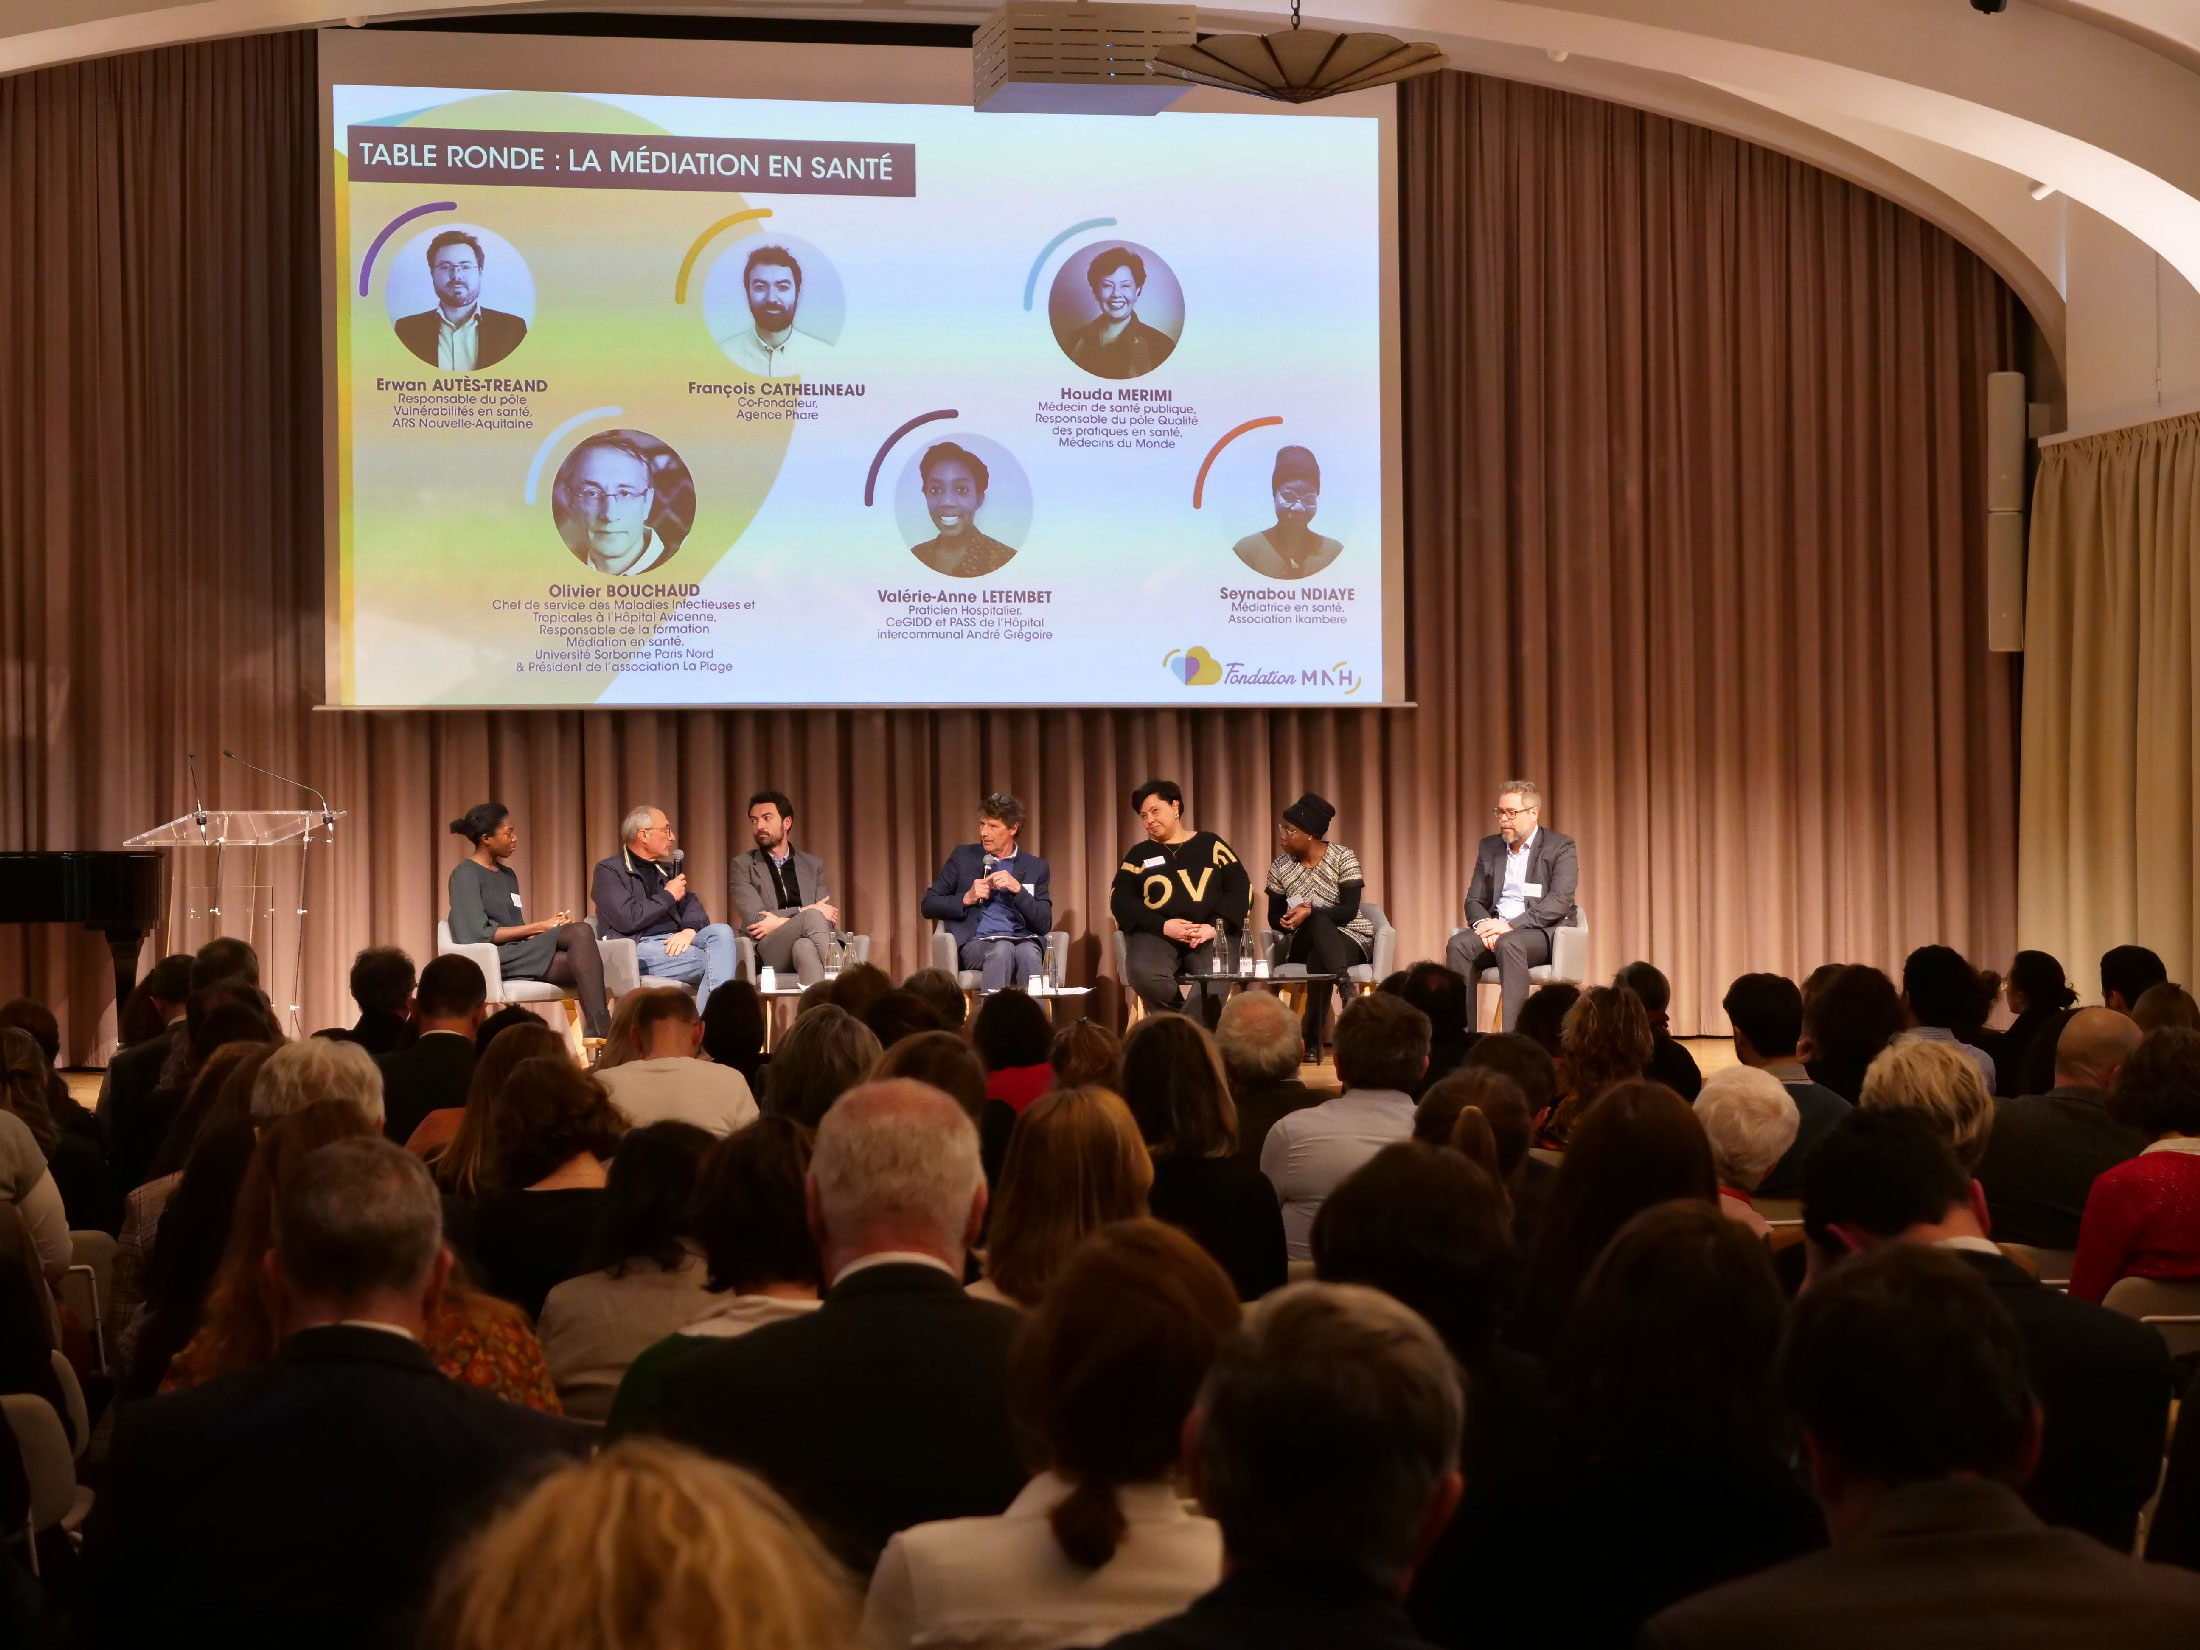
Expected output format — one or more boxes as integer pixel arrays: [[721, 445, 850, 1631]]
[[1800, 1108, 2169, 1552], [2103, 943, 2171, 1015], [869, 1223, 1239, 1650], [648, 1081, 1026, 1571], [904, 966, 970, 1034], [112, 1041, 268, 1307], [1975, 1007, 2142, 1250], [472, 1002, 540, 1054], [865, 988, 947, 1051], [1261, 993, 1429, 1262], [0, 1106, 69, 1287], [114, 979, 279, 1194], [421, 1020, 566, 1179], [1857, 1035, 1994, 1168], [1308, 1142, 1547, 1649], [1511, 980, 1579, 1059], [597, 989, 758, 1136], [699, 978, 769, 1088], [1121, 1016, 1286, 1300], [117, 1116, 256, 1405], [1213, 991, 1333, 1166], [1615, 961, 1703, 1100], [1544, 985, 1654, 1146], [1640, 1244, 2200, 1649], [1800, 963, 1904, 1104], [1514, 1080, 1716, 1355], [974, 989, 1055, 1114], [0, 1026, 107, 1236], [1722, 972, 1851, 1198], [376, 954, 485, 1147], [326, 945, 417, 1056], [605, 1116, 822, 1437], [0, 1211, 69, 1458], [537, 1121, 715, 1422], [99, 950, 193, 1151], [1393, 963, 1477, 1094], [1694, 1067, 1800, 1237], [2135, 981, 2200, 1035], [2070, 1026, 2200, 1301], [0, 1029, 56, 1158], [165, 1102, 562, 1412], [1485, 1203, 1825, 1649], [1094, 1282, 1462, 1650], [1996, 950, 2079, 1097], [2147, 1370, 2200, 1569], [1899, 945, 1998, 1092], [763, 1004, 882, 1130], [456, 1057, 626, 1320], [1050, 1019, 1122, 1093], [1412, 1067, 1527, 1156], [972, 1087, 1151, 1308], [84, 1136, 586, 1649], [875, 1031, 989, 1122], [426, 1438, 858, 1650], [1461, 1032, 1562, 1245], [106, 938, 257, 1161], [827, 961, 894, 1022]]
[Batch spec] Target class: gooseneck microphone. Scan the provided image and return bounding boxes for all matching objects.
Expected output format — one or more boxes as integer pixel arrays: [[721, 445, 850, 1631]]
[[222, 750, 337, 835], [187, 750, 210, 838]]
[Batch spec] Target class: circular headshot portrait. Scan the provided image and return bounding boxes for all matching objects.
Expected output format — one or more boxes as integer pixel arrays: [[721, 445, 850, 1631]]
[[384, 223, 535, 374], [702, 235, 846, 380], [1227, 442, 1347, 582], [1048, 240, 1184, 382], [892, 434, 1032, 580], [549, 429, 697, 578]]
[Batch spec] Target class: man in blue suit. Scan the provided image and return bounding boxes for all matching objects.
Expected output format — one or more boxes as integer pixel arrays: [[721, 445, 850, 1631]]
[[921, 793, 1052, 992]]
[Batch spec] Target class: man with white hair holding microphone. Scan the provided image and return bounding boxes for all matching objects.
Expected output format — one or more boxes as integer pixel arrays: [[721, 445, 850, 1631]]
[[591, 803, 737, 1009]]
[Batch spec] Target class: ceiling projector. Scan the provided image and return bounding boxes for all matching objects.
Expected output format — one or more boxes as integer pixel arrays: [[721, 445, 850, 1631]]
[[974, 1, 1197, 114]]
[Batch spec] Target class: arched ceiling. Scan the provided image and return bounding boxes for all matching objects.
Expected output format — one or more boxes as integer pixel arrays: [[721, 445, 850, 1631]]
[[13, 0, 2200, 367]]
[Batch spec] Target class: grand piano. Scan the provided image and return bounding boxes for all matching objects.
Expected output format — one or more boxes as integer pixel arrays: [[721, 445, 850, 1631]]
[[0, 851, 166, 1012]]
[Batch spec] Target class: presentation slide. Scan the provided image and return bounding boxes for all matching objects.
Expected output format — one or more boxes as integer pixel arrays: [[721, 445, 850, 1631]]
[[325, 48, 1395, 707]]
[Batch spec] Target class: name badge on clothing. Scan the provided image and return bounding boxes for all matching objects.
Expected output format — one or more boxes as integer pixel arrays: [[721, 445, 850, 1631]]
[[1524, 883, 1543, 897], [511, 894, 523, 908], [1143, 856, 1165, 869]]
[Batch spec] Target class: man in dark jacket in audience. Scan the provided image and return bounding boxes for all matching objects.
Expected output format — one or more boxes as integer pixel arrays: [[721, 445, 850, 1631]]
[[374, 953, 486, 1146], [1976, 1007, 2143, 1251]]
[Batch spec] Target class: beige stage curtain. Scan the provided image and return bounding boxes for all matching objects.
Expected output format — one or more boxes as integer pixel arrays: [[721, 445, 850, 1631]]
[[2018, 411, 2200, 996], [0, 47, 2016, 1054]]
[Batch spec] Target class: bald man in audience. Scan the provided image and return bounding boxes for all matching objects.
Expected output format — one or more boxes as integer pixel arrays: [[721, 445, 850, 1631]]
[[1975, 1007, 2145, 1251]]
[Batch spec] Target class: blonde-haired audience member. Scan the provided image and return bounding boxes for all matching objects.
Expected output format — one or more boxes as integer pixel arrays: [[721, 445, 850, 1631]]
[[1693, 1067, 1801, 1237], [1860, 1036, 1995, 1169]]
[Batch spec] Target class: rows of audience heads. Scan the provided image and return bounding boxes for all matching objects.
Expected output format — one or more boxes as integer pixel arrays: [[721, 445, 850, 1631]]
[[14, 931, 2200, 1647]]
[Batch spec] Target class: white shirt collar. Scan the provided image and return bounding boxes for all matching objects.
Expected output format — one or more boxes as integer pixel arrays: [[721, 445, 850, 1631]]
[[2144, 1137, 2200, 1156], [329, 1318, 420, 1342], [832, 1249, 959, 1285], [1507, 827, 1538, 860], [1932, 1235, 2004, 1257]]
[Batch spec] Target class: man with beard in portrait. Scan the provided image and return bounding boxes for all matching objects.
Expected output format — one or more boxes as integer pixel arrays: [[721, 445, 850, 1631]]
[[718, 244, 826, 379]]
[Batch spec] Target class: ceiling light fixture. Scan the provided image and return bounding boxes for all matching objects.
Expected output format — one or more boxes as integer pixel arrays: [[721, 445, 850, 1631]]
[[1151, 0, 1445, 105]]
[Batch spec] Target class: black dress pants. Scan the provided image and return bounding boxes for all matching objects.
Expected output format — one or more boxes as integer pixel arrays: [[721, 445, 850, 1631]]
[[1125, 930, 1228, 1028], [1282, 910, 1368, 1049]]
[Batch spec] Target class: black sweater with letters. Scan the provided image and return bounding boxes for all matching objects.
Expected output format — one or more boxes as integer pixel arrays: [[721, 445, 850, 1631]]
[[1110, 831, 1252, 939]]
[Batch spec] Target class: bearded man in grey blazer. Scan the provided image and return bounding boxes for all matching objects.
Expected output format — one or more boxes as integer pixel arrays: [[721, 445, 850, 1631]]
[[730, 790, 842, 986], [1443, 779, 1579, 1032]]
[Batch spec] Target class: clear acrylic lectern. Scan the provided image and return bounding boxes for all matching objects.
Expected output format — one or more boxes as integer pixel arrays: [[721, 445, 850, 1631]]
[[123, 810, 345, 1035]]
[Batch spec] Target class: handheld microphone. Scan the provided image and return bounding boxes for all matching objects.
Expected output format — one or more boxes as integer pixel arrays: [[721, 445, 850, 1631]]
[[187, 750, 209, 838], [222, 750, 337, 835], [982, 852, 996, 877]]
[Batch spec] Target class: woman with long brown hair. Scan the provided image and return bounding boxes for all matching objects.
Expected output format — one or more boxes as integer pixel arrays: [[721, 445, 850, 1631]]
[[974, 1088, 1151, 1309], [421, 1019, 568, 1183]]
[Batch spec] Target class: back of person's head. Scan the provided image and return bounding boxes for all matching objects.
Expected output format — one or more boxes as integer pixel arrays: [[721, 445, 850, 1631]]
[[900, 968, 967, 1033], [1412, 1068, 1530, 1175], [186, 984, 281, 1069], [2053, 1004, 2144, 1089], [629, 988, 702, 1057], [2109, 1026, 2200, 1140], [487, 1056, 625, 1192], [826, 962, 892, 1022], [1312, 1142, 1514, 1357], [2133, 983, 2200, 1037], [862, 989, 944, 1051], [2007, 949, 2077, 1014], [1398, 963, 1470, 1046], [1554, 1201, 1791, 1464], [427, 1440, 858, 1650], [0, 1000, 59, 1068], [1513, 982, 1580, 1057], [1722, 973, 1803, 1061], [252, 1036, 385, 1126], [764, 1005, 883, 1129], [275, 1135, 443, 1308], [0, 1030, 54, 1153], [986, 1088, 1153, 1307], [1780, 1243, 2033, 1494], [474, 1003, 541, 1056], [692, 1116, 821, 1294], [1212, 989, 1302, 1085], [1902, 945, 1988, 1031], [595, 990, 653, 1073], [143, 952, 194, 1009], [970, 988, 1053, 1074], [125, 1118, 259, 1400], [1859, 1037, 1993, 1168], [414, 953, 487, 1024], [594, 1121, 714, 1276], [1802, 964, 1905, 1074], [699, 980, 767, 1076], [1196, 1283, 1462, 1588], [348, 947, 416, 1017], [1050, 1019, 1122, 1092], [810, 1080, 983, 1258], [1332, 991, 1431, 1094], [796, 980, 835, 1018], [190, 935, 260, 992], [1613, 961, 1672, 1022], [438, 1019, 568, 1191], [1119, 1014, 1238, 1158], [1799, 1107, 1970, 1251], [2102, 944, 2170, 1012], [1692, 1065, 1800, 1193], [147, 1038, 281, 1181], [1559, 985, 1654, 1102], [1013, 1221, 1241, 1568], [871, 1031, 988, 1121], [1461, 1031, 1558, 1117]]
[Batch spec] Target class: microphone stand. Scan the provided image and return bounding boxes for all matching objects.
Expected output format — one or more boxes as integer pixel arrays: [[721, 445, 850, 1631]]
[[221, 751, 339, 1036]]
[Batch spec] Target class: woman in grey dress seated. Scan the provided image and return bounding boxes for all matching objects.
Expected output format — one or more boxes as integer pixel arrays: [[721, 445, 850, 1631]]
[[447, 802, 610, 1038]]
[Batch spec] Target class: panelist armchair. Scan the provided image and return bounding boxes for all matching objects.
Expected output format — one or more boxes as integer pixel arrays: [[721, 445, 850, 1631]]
[[437, 920, 584, 1054], [1450, 908, 1590, 1030], [734, 929, 871, 984], [930, 924, 1071, 992], [1263, 899, 1396, 988]]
